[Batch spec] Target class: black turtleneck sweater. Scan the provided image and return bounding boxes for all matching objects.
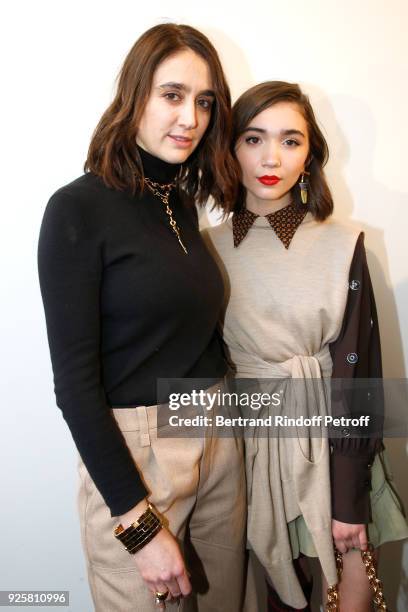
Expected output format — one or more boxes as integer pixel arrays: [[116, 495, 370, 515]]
[[38, 147, 227, 516]]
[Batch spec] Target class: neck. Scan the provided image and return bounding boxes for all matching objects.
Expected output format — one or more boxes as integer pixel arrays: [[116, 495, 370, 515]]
[[137, 145, 181, 184], [245, 191, 292, 216]]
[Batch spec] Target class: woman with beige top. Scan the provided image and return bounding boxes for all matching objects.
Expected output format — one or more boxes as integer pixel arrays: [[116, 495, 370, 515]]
[[204, 81, 407, 611]]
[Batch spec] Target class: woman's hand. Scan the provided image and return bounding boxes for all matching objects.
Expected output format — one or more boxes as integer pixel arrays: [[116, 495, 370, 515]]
[[133, 527, 191, 601], [119, 500, 191, 601], [332, 519, 368, 554]]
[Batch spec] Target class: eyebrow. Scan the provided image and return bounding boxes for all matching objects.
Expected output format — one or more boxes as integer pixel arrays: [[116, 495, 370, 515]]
[[242, 127, 306, 138], [158, 82, 215, 97]]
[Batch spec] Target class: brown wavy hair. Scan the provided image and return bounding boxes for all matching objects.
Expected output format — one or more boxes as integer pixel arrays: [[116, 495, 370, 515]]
[[231, 81, 333, 220], [85, 23, 239, 209]]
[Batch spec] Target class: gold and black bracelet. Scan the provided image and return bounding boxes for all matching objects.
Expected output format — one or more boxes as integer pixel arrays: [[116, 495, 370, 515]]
[[114, 503, 163, 555]]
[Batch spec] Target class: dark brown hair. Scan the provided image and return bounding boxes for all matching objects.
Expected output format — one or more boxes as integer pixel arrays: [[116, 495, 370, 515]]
[[231, 81, 333, 220], [85, 23, 239, 209]]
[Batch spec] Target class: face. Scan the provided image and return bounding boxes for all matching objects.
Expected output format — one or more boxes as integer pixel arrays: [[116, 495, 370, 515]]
[[235, 102, 310, 213], [136, 49, 214, 164]]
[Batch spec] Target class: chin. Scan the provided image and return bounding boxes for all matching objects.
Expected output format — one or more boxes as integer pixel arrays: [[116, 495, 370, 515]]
[[255, 186, 286, 201], [162, 148, 192, 164], [253, 190, 279, 202]]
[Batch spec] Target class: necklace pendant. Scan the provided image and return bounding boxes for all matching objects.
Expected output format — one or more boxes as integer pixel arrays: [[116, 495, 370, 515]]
[[178, 237, 188, 254], [144, 177, 188, 255]]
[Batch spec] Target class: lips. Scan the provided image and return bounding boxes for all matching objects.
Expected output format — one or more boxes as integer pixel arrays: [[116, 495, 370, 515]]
[[257, 175, 281, 186], [168, 134, 193, 147]]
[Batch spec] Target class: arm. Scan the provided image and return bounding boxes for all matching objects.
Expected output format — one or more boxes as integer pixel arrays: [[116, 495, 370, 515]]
[[329, 232, 383, 526], [38, 188, 148, 516]]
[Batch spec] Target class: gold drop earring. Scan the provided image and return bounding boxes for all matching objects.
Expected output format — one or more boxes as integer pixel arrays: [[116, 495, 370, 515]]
[[298, 170, 310, 204]]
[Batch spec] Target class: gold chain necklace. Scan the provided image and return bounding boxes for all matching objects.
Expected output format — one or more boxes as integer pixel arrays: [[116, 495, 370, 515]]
[[143, 177, 188, 255]]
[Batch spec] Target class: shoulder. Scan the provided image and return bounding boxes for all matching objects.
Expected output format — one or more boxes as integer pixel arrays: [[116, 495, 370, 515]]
[[47, 173, 116, 212], [308, 217, 363, 253], [319, 217, 363, 240], [40, 173, 121, 247], [201, 221, 233, 268], [202, 220, 232, 247], [42, 173, 128, 232]]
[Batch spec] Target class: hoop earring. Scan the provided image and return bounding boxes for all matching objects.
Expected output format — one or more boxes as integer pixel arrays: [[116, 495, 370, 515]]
[[299, 171, 310, 205]]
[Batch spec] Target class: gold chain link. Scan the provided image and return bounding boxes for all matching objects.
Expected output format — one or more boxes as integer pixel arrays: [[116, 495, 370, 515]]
[[144, 177, 188, 254], [326, 547, 388, 611], [326, 550, 343, 611], [361, 548, 388, 610]]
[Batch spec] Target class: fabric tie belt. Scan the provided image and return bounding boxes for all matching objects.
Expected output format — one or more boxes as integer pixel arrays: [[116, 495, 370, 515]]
[[232, 345, 338, 609]]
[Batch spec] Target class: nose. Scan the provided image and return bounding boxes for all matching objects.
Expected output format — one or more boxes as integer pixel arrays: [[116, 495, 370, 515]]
[[262, 141, 281, 168], [177, 98, 198, 130]]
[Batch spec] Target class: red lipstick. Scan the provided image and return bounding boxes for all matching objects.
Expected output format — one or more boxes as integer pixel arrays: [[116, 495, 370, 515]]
[[257, 175, 281, 186]]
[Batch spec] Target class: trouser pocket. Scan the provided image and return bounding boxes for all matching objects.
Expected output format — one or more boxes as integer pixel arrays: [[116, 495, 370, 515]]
[[78, 405, 204, 569]]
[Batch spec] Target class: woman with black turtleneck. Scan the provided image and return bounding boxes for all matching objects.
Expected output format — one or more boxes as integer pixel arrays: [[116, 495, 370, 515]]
[[38, 24, 245, 612]]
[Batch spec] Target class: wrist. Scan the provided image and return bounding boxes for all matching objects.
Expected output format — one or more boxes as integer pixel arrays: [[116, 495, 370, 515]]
[[114, 501, 163, 555], [120, 498, 149, 529]]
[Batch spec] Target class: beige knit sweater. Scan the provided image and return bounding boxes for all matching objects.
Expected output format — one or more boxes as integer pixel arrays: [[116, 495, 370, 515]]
[[204, 213, 360, 608]]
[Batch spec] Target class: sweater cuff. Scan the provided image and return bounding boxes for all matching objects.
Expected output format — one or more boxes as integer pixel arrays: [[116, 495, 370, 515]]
[[108, 482, 149, 518], [330, 450, 373, 524]]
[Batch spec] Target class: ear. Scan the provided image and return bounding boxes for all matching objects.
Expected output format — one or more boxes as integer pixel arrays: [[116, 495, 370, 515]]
[[305, 154, 314, 168]]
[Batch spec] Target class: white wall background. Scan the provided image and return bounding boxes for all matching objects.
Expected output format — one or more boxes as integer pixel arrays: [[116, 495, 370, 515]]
[[1, 1, 407, 610]]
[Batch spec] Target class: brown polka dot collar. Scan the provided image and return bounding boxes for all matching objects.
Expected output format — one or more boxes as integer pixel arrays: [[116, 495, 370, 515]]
[[232, 204, 309, 249]]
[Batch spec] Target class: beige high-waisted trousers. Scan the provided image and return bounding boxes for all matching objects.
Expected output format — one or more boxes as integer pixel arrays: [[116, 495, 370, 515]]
[[77, 383, 246, 612]]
